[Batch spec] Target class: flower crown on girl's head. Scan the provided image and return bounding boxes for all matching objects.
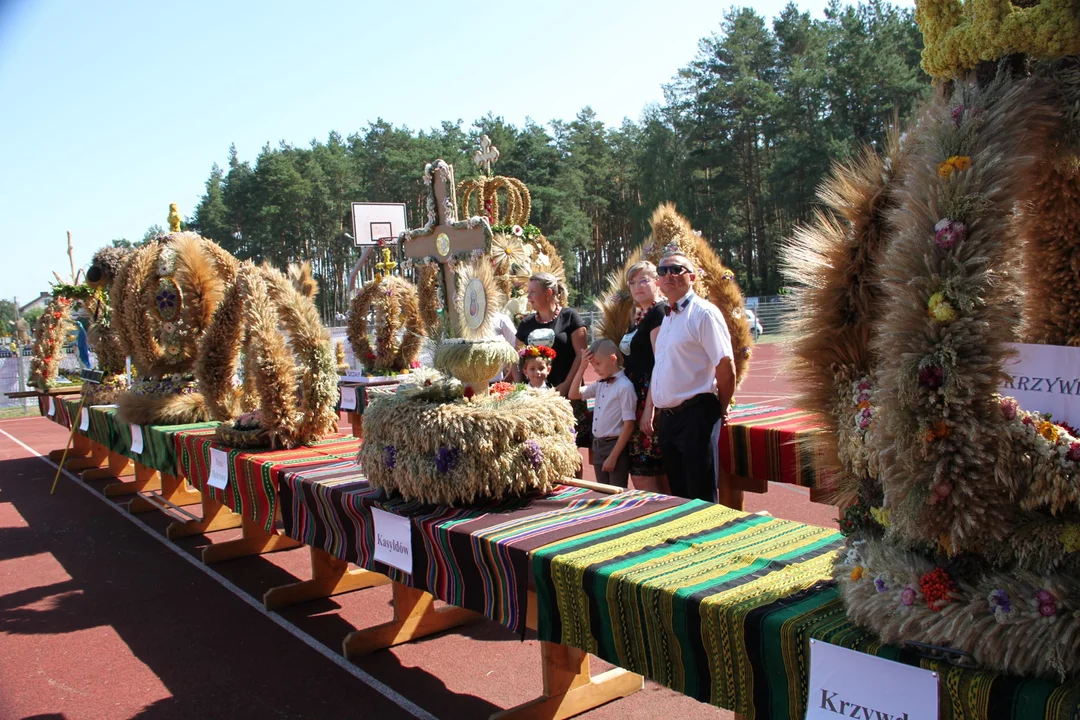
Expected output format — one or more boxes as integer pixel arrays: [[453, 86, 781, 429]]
[[518, 345, 556, 360]]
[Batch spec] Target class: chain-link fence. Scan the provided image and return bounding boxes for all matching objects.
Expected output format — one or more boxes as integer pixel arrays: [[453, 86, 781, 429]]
[[0, 348, 89, 415]]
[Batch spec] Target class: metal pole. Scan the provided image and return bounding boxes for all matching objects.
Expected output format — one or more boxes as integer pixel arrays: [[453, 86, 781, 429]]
[[13, 296, 27, 413]]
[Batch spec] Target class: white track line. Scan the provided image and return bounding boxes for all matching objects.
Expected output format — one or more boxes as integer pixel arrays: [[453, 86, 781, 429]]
[[0, 427, 439, 720]]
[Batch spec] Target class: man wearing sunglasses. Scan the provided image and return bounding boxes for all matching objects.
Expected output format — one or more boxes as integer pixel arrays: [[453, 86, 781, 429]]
[[641, 252, 735, 502]]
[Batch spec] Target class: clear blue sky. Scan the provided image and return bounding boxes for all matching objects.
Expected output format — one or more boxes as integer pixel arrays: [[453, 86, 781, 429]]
[[0, 0, 913, 307]]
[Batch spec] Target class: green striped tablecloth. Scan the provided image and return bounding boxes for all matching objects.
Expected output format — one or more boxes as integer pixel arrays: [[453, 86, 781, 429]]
[[96, 406, 217, 475], [533, 501, 1080, 719]]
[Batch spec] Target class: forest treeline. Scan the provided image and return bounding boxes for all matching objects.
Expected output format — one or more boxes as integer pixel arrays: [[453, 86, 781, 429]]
[[116, 1, 928, 319]]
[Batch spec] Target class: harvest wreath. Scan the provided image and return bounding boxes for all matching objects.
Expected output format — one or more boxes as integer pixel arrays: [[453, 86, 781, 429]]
[[346, 273, 424, 376], [358, 376, 579, 505], [28, 297, 73, 391], [197, 261, 338, 449], [110, 228, 238, 425], [595, 203, 754, 386]]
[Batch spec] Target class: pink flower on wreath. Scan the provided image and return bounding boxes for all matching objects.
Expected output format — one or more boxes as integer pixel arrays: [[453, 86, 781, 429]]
[[951, 105, 965, 125], [901, 586, 916, 607], [1036, 589, 1057, 617], [857, 381, 871, 391], [1068, 443, 1080, 462], [934, 219, 966, 250]]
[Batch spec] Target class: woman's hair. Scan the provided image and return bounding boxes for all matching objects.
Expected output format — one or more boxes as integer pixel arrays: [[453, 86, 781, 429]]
[[625, 261, 657, 284], [529, 272, 568, 307]]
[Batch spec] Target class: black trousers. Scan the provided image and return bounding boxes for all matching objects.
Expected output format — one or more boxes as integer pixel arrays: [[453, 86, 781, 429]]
[[657, 393, 722, 502]]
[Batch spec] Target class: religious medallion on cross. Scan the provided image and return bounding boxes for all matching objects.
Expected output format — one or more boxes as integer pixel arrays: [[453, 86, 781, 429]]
[[401, 160, 492, 330]]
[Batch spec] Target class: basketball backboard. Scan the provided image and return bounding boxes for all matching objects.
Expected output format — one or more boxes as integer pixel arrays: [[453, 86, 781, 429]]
[[350, 202, 408, 246]]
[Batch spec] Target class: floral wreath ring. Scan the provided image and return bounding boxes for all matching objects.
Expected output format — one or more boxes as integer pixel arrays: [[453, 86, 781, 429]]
[[518, 345, 556, 360], [347, 274, 425, 374]]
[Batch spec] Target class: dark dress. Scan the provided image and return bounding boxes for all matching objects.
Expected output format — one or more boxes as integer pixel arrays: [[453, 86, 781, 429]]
[[515, 307, 584, 389], [622, 303, 665, 476], [516, 307, 588, 448]]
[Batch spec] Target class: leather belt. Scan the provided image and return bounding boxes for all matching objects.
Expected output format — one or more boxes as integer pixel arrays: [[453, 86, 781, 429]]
[[658, 393, 715, 416]]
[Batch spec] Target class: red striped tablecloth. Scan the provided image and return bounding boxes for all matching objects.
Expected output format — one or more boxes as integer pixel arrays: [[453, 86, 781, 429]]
[[718, 405, 825, 491], [176, 433, 361, 533]]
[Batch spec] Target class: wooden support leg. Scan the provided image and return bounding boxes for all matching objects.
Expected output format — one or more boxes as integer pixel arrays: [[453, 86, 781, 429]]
[[129, 473, 202, 514], [717, 468, 746, 511], [348, 411, 362, 439], [166, 494, 243, 540], [82, 451, 135, 483], [200, 515, 302, 564], [491, 642, 643, 720], [49, 433, 90, 462], [263, 547, 390, 610], [62, 441, 108, 472], [342, 581, 478, 658], [103, 462, 161, 497]]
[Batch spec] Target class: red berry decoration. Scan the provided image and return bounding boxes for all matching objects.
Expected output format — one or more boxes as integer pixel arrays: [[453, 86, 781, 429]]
[[919, 567, 955, 611]]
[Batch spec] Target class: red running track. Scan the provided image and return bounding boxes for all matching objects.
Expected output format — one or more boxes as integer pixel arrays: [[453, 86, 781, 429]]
[[0, 344, 832, 720]]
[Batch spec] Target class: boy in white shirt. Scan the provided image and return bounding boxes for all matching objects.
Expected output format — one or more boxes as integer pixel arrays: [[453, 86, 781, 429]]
[[569, 338, 637, 488]]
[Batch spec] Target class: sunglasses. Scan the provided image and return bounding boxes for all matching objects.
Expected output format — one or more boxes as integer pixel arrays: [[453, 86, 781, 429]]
[[656, 265, 690, 277]]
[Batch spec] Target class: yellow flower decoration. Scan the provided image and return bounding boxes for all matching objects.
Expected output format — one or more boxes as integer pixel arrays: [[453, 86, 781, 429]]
[[1061, 524, 1080, 553], [869, 506, 891, 528], [937, 156, 971, 179], [928, 292, 957, 323], [1038, 420, 1060, 443], [850, 566, 864, 581]]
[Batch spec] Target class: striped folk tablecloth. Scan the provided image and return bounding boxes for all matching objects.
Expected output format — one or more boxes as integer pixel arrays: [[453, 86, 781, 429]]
[[105, 410, 218, 475], [533, 503, 1080, 719], [718, 405, 825, 489], [278, 460, 684, 633], [177, 433, 361, 533]]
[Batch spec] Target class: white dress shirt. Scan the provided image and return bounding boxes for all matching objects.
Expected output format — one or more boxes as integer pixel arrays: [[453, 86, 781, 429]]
[[650, 292, 734, 409], [581, 370, 638, 438]]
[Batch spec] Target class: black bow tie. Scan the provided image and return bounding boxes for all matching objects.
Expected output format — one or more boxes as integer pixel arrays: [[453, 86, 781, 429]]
[[599, 376, 617, 384], [665, 297, 690, 316]]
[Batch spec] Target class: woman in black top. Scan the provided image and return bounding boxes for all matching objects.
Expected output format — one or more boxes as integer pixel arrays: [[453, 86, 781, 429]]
[[619, 261, 667, 491], [514, 272, 586, 396]]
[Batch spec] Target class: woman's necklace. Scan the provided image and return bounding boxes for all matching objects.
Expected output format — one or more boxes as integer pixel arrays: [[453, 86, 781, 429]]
[[538, 304, 561, 324], [633, 300, 657, 328]]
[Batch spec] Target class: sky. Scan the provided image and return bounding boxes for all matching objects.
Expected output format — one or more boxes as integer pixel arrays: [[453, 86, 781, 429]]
[[0, 0, 914, 307]]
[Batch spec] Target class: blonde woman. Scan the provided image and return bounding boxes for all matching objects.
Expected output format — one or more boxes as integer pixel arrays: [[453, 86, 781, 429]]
[[514, 272, 586, 397], [620, 261, 667, 493]]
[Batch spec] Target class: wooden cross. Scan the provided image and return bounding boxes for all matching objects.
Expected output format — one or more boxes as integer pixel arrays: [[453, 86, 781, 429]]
[[473, 134, 500, 176], [401, 160, 491, 331]]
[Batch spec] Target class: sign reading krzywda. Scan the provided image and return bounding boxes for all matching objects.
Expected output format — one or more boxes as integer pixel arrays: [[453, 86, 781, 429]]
[[806, 640, 937, 720], [1002, 343, 1080, 427]]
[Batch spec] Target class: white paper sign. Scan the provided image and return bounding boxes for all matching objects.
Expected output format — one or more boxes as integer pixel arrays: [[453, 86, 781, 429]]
[[340, 386, 358, 411], [372, 507, 412, 574], [207, 447, 229, 490], [130, 424, 144, 454], [341, 370, 365, 380], [47, 397, 55, 416], [79, 408, 89, 432], [1002, 343, 1080, 427], [807, 640, 937, 720]]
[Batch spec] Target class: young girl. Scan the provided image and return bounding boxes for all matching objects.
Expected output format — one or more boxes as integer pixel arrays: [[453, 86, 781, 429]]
[[518, 345, 556, 388]]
